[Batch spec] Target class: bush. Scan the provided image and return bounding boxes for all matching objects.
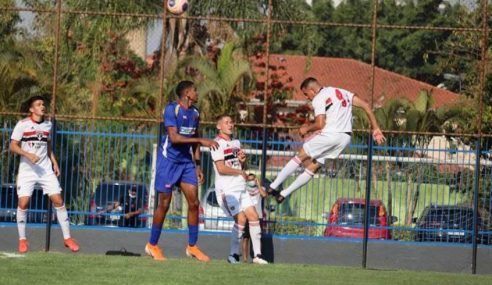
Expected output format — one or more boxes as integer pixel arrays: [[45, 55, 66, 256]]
[[391, 226, 415, 241], [267, 216, 318, 236]]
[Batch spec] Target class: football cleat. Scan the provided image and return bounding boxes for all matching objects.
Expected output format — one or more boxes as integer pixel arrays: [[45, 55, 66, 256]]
[[252, 254, 268, 264], [145, 243, 166, 261], [227, 254, 241, 264], [275, 194, 285, 204], [18, 239, 28, 254], [186, 245, 210, 262], [64, 238, 80, 252], [266, 187, 278, 196]]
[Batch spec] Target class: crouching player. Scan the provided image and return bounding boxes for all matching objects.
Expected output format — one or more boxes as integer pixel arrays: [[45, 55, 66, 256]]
[[211, 115, 268, 264]]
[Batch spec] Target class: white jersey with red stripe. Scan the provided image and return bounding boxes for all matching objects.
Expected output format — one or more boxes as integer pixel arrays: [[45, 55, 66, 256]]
[[11, 117, 54, 176], [312, 87, 354, 134], [210, 135, 246, 192]]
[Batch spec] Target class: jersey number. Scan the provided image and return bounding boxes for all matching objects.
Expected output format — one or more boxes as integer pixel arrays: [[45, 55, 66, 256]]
[[335, 89, 347, 107]]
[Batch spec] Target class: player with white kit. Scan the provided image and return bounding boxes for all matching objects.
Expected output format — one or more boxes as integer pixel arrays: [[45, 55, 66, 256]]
[[10, 96, 79, 253], [268, 77, 386, 202], [211, 115, 268, 264]]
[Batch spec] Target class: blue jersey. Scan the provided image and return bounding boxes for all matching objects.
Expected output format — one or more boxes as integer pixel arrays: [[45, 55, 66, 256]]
[[158, 101, 200, 163]]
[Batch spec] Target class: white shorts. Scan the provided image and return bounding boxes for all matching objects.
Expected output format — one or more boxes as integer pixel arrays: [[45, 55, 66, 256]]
[[216, 187, 254, 217], [303, 132, 351, 164], [16, 172, 62, 198]]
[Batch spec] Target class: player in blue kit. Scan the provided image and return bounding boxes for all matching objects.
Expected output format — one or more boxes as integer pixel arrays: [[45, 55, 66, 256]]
[[145, 80, 218, 262]]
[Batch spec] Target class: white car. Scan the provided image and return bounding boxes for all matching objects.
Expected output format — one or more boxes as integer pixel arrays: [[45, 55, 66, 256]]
[[199, 187, 234, 231]]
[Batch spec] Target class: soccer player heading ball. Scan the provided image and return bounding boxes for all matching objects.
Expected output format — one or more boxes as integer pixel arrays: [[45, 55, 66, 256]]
[[268, 77, 386, 202], [10, 96, 80, 253], [145, 80, 218, 262]]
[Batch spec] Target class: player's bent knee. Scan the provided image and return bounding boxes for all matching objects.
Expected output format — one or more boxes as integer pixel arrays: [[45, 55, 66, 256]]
[[188, 201, 199, 211], [17, 197, 30, 209]]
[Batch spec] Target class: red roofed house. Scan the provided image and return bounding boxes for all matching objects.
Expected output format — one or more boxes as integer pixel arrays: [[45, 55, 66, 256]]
[[249, 54, 460, 110]]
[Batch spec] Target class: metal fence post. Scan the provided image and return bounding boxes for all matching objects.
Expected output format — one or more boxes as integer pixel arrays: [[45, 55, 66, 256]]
[[45, 117, 57, 252], [362, 132, 374, 268], [45, 0, 63, 252], [471, 138, 481, 274]]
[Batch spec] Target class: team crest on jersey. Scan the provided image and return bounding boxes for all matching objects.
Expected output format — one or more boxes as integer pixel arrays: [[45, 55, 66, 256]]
[[37, 131, 44, 141]]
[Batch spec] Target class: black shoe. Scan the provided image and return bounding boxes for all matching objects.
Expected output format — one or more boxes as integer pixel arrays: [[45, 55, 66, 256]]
[[275, 194, 285, 204], [227, 254, 240, 264], [267, 187, 278, 196]]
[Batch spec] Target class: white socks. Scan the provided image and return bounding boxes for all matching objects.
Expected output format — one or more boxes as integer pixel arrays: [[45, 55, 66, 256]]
[[280, 169, 315, 198], [230, 223, 244, 255], [17, 205, 71, 240], [17, 208, 27, 240], [249, 220, 262, 257], [270, 156, 302, 190], [55, 205, 71, 239]]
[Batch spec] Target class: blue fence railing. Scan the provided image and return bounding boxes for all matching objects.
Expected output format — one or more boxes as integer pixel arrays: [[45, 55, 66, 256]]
[[1, 116, 491, 246]]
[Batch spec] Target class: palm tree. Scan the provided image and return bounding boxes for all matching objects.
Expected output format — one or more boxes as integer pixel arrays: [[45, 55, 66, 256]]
[[403, 90, 441, 225], [373, 99, 409, 224], [356, 90, 442, 225], [178, 41, 252, 121]]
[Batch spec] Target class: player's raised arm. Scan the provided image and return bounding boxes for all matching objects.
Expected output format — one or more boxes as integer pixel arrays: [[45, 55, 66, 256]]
[[166, 126, 217, 147], [352, 95, 386, 145]]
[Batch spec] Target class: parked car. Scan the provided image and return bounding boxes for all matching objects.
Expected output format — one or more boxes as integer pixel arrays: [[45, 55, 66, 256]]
[[413, 205, 490, 244], [323, 198, 396, 239], [0, 183, 53, 223], [87, 181, 148, 227], [199, 187, 234, 231], [199, 178, 275, 232]]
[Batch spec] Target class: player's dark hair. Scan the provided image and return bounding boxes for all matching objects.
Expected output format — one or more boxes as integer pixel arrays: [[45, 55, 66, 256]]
[[300, 77, 318, 90], [21, 95, 48, 113], [247, 173, 256, 178], [176, 80, 195, 98]]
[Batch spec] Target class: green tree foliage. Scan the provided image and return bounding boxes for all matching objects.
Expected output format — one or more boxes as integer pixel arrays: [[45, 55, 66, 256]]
[[179, 41, 252, 121]]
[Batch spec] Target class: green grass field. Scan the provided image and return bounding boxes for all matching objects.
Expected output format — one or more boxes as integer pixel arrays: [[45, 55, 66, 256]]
[[1, 252, 491, 285]]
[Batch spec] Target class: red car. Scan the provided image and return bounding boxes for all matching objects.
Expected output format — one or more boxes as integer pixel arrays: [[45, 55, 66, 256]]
[[323, 198, 396, 239]]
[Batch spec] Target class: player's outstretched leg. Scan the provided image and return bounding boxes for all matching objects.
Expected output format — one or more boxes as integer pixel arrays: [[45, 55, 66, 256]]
[[268, 156, 302, 195], [278, 163, 319, 203]]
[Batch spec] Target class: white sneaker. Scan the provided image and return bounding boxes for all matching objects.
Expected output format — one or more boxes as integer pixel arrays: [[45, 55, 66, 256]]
[[227, 254, 241, 264], [252, 255, 268, 264]]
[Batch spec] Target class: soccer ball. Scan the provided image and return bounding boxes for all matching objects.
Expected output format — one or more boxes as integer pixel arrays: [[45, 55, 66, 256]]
[[167, 0, 189, 15]]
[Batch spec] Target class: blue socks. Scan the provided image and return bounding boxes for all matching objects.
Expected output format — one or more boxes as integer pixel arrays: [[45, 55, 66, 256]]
[[188, 224, 199, 246], [149, 224, 199, 246], [149, 225, 162, 245]]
